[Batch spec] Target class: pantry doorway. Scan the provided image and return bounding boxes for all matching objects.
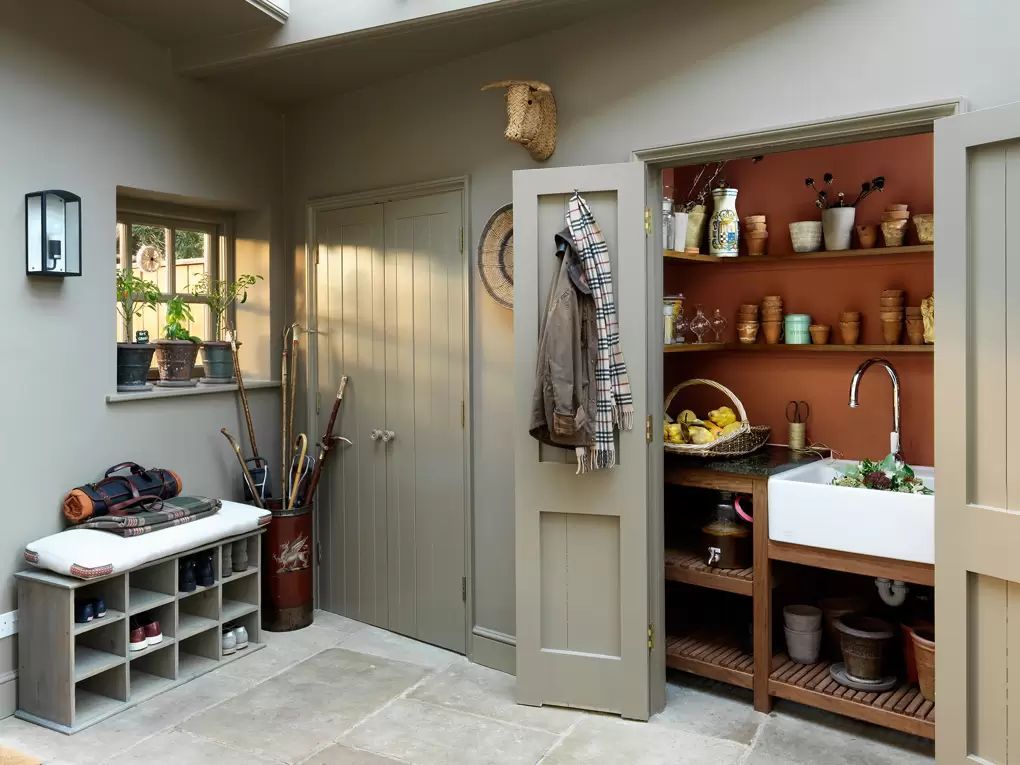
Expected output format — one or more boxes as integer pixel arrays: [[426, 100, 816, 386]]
[[307, 179, 470, 654]]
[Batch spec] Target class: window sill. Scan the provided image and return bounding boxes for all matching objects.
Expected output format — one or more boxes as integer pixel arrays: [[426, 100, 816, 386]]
[[106, 380, 279, 404]]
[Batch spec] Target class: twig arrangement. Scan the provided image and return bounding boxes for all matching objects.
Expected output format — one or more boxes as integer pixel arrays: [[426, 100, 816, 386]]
[[805, 172, 886, 208]]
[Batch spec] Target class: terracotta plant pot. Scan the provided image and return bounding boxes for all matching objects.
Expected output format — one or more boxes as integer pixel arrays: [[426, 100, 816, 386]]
[[820, 596, 868, 659], [762, 321, 783, 345], [881, 320, 903, 344], [881, 220, 907, 247], [881, 209, 910, 221], [840, 311, 861, 322], [789, 221, 823, 253], [809, 325, 831, 345], [116, 342, 156, 392], [154, 339, 200, 385], [913, 213, 934, 245], [737, 323, 759, 344], [784, 605, 823, 632], [747, 234, 768, 256], [881, 289, 905, 298], [744, 215, 766, 226], [745, 222, 767, 233], [879, 296, 904, 308], [785, 626, 822, 665], [836, 614, 896, 681], [821, 206, 856, 251], [886, 203, 909, 212], [855, 224, 878, 249], [839, 322, 861, 345], [911, 626, 935, 701], [901, 620, 933, 684]]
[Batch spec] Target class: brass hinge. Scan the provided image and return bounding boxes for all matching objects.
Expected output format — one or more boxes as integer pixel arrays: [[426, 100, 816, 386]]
[[645, 414, 653, 444], [647, 623, 655, 650], [459, 227, 464, 254], [461, 400, 466, 428], [461, 577, 467, 602], [644, 208, 652, 236]]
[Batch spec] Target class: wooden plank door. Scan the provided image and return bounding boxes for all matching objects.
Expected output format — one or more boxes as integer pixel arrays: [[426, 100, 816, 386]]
[[935, 101, 1020, 764], [513, 163, 650, 719], [384, 192, 467, 653], [316, 203, 389, 627]]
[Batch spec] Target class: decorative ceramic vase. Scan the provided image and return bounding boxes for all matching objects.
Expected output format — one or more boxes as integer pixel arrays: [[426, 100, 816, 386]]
[[822, 206, 856, 251], [685, 205, 708, 251], [672, 212, 689, 251], [789, 221, 823, 253], [709, 188, 739, 257]]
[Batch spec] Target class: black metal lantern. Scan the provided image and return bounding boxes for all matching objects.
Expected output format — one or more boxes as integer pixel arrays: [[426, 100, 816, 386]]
[[25, 190, 81, 276]]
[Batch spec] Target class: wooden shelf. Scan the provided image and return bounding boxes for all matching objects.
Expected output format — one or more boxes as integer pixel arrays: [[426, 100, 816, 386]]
[[769, 653, 934, 740], [74, 646, 123, 682], [665, 630, 753, 689], [74, 610, 125, 635], [128, 587, 175, 615], [665, 342, 933, 354], [664, 547, 752, 596], [128, 636, 175, 661], [222, 599, 258, 623], [664, 245, 933, 264], [769, 541, 934, 587]]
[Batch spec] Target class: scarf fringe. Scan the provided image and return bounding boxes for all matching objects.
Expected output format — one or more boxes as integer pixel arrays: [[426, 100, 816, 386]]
[[575, 446, 617, 475]]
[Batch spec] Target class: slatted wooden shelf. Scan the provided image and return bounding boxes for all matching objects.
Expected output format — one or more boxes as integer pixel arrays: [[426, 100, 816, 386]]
[[769, 653, 935, 740], [665, 631, 753, 689], [664, 244, 933, 264], [664, 547, 753, 596], [665, 343, 932, 354]]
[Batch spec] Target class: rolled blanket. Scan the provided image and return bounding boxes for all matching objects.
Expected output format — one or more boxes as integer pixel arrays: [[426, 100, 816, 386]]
[[63, 463, 182, 523], [73, 496, 221, 537]]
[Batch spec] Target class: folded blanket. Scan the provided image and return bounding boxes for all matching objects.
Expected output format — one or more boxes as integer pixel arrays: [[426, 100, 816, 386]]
[[73, 496, 221, 537]]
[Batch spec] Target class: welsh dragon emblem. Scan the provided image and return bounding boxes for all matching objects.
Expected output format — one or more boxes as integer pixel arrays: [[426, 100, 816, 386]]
[[274, 534, 310, 573]]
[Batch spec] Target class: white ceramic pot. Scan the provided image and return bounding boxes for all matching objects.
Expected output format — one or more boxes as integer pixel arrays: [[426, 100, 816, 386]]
[[789, 221, 823, 253], [685, 205, 707, 251], [822, 206, 856, 251], [672, 212, 689, 251], [709, 188, 739, 257]]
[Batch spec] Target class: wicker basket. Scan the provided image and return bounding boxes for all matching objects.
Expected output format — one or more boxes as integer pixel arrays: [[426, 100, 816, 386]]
[[664, 378, 770, 458]]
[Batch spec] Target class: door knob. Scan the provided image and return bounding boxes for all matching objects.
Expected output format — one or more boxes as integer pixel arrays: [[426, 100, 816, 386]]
[[369, 429, 382, 441], [381, 430, 396, 443]]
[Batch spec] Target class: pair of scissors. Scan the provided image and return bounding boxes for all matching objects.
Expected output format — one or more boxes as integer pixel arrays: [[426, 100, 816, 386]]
[[786, 400, 810, 424]]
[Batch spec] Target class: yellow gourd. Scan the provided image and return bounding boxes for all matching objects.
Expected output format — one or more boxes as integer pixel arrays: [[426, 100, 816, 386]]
[[708, 406, 737, 428]]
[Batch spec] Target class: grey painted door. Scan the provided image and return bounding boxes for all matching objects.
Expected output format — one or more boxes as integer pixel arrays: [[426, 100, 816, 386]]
[[316, 191, 466, 653], [513, 163, 650, 719]]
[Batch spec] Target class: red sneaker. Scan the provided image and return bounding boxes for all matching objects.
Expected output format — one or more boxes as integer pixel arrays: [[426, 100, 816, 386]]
[[129, 625, 147, 652], [141, 618, 163, 646]]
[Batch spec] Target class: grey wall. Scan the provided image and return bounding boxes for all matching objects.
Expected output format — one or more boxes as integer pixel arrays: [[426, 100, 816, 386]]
[[0, 0, 285, 714], [285, 0, 1020, 667]]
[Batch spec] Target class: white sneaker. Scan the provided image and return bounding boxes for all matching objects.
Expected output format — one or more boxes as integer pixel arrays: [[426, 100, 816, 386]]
[[232, 626, 249, 650], [222, 629, 237, 656]]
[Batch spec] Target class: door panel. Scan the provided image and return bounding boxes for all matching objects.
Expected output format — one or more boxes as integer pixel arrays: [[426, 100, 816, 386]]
[[513, 163, 649, 719], [317, 204, 388, 627], [384, 191, 466, 653], [935, 103, 1020, 764]]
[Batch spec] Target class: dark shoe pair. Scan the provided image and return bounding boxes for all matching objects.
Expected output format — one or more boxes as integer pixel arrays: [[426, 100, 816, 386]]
[[178, 553, 215, 593], [129, 615, 163, 651], [74, 597, 107, 624]]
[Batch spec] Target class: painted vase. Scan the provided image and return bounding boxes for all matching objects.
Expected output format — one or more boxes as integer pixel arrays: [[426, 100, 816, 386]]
[[709, 188, 739, 257]]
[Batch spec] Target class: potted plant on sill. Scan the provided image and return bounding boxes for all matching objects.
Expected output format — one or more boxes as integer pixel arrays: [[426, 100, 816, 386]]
[[805, 173, 886, 251], [189, 272, 262, 383], [154, 295, 201, 387], [115, 269, 162, 392]]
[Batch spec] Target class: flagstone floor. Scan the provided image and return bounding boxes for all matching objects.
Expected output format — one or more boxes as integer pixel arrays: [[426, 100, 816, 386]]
[[0, 611, 935, 764]]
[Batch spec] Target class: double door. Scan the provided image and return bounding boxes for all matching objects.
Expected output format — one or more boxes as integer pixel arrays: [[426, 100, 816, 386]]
[[315, 191, 467, 653]]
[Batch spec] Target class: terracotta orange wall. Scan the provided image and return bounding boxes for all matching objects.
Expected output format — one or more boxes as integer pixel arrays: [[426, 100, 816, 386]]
[[663, 133, 934, 465]]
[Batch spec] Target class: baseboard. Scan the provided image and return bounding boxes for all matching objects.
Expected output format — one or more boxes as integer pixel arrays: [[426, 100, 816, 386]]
[[0, 671, 16, 720], [469, 626, 515, 675]]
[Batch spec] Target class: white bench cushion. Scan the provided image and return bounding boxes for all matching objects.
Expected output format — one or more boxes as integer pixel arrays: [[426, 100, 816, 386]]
[[24, 500, 270, 579]]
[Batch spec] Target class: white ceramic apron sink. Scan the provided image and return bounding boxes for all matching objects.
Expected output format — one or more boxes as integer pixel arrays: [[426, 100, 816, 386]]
[[768, 459, 935, 564]]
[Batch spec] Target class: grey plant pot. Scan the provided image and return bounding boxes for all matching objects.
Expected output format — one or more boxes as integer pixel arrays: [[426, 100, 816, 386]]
[[201, 340, 238, 381], [785, 626, 822, 664], [783, 604, 823, 632], [154, 339, 200, 383], [822, 206, 856, 251], [116, 343, 156, 391]]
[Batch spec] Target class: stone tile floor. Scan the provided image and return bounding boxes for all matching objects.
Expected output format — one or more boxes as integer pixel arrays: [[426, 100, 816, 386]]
[[0, 611, 936, 764]]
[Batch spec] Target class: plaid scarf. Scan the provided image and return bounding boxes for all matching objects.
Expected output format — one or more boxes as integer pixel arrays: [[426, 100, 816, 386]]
[[72, 496, 221, 537], [566, 192, 634, 471]]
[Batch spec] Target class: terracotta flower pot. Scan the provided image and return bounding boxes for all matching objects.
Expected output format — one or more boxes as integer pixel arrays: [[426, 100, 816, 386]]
[[747, 234, 768, 256], [154, 339, 200, 385], [886, 203, 909, 212], [913, 213, 934, 245], [881, 320, 903, 344], [839, 322, 861, 345], [881, 289, 905, 298], [762, 320, 783, 345], [744, 215, 766, 226], [879, 296, 904, 308], [809, 325, 831, 345], [737, 322, 759, 344], [911, 626, 935, 701], [901, 620, 933, 685], [881, 209, 910, 221], [840, 311, 861, 322], [881, 220, 908, 247], [855, 224, 878, 249], [836, 614, 896, 681]]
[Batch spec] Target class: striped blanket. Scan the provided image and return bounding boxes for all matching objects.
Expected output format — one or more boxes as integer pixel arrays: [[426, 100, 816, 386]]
[[565, 192, 634, 471], [72, 496, 221, 537]]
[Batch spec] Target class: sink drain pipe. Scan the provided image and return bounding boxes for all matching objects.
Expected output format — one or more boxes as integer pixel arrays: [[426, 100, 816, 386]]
[[875, 577, 909, 607]]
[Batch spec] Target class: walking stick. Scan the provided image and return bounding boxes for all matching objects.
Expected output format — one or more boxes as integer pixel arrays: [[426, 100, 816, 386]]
[[287, 434, 309, 510], [229, 330, 259, 459], [220, 428, 264, 509], [303, 375, 349, 505]]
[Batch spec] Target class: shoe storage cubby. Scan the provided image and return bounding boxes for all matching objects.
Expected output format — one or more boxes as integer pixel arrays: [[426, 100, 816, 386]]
[[15, 529, 265, 734]]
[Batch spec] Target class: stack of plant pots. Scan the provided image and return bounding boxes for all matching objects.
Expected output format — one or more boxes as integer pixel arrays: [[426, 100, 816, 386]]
[[784, 605, 822, 664]]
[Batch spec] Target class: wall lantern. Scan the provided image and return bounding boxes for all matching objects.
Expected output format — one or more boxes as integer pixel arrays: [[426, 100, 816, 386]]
[[25, 190, 81, 277]]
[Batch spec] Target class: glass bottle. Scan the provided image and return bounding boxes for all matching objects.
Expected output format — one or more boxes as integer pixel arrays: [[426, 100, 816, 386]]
[[674, 306, 689, 345], [690, 305, 711, 344], [710, 309, 728, 342], [662, 194, 675, 251]]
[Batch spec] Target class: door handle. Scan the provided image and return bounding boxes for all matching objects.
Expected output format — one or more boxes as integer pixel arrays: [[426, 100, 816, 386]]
[[369, 429, 382, 441], [381, 430, 396, 443]]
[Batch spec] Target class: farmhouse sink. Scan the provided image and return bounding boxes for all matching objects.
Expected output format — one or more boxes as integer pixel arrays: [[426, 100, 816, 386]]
[[768, 459, 935, 564]]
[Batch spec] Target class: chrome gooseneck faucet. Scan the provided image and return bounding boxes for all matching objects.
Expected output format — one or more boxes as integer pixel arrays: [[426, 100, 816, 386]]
[[849, 357, 902, 457]]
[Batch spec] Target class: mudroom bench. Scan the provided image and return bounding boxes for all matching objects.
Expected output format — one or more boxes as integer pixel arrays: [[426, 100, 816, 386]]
[[15, 527, 265, 734]]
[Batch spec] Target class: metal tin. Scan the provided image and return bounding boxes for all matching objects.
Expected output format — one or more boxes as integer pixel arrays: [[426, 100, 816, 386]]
[[262, 499, 314, 632]]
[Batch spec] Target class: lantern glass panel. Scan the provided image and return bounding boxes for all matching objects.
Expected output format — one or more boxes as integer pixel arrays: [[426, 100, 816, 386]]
[[63, 196, 81, 274], [26, 194, 42, 273]]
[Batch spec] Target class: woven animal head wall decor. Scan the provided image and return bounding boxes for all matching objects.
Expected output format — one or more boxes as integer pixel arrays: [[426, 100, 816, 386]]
[[481, 80, 557, 162]]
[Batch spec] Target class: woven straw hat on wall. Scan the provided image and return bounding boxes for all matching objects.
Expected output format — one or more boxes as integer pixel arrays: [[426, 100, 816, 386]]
[[478, 204, 513, 309]]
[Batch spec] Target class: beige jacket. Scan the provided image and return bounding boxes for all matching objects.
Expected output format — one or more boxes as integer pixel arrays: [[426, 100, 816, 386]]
[[529, 228, 597, 449]]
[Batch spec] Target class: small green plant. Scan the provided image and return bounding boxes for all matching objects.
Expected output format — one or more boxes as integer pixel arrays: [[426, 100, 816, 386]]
[[831, 454, 932, 495], [163, 295, 201, 343], [115, 269, 162, 340], [189, 272, 262, 341]]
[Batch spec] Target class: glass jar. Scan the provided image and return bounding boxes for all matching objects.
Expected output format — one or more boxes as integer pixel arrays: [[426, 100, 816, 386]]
[[690, 304, 711, 344], [663, 303, 674, 345], [662, 196, 675, 250], [710, 309, 728, 342], [701, 492, 752, 569]]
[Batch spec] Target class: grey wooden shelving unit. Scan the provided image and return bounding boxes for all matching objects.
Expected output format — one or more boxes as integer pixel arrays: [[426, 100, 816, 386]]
[[14, 529, 264, 734]]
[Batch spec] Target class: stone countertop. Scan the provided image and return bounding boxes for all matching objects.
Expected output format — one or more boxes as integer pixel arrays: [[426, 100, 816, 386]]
[[665, 444, 826, 480]]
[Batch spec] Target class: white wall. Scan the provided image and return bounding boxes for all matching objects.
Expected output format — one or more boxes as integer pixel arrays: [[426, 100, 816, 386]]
[[286, 0, 1020, 668], [0, 0, 284, 714]]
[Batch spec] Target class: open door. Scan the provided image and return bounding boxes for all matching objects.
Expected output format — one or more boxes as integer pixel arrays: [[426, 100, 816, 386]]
[[935, 101, 1020, 763], [513, 163, 651, 719]]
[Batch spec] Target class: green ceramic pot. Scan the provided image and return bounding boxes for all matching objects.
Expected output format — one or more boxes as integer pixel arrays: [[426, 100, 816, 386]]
[[200, 340, 238, 381], [116, 343, 155, 391]]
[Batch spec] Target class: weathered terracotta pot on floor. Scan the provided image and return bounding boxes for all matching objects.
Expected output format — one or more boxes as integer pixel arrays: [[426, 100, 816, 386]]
[[154, 340, 199, 384], [836, 614, 896, 680], [785, 626, 822, 664], [911, 626, 935, 700]]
